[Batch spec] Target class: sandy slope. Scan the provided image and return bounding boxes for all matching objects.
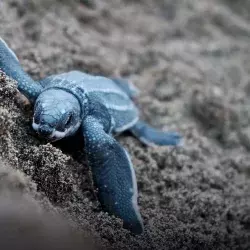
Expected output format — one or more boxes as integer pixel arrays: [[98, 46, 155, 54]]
[[0, 0, 250, 249]]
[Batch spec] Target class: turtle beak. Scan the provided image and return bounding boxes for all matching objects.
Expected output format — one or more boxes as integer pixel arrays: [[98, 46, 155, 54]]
[[32, 121, 53, 139], [32, 121, 66, 142], [37, 124, 54, 139]]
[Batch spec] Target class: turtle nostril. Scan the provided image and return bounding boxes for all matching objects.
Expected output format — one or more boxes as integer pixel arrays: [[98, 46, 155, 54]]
[[38, 125, 53, 137]]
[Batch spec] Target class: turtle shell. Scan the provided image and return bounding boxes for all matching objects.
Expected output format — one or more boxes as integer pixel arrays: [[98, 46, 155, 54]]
[[40, 71, 139, 133]]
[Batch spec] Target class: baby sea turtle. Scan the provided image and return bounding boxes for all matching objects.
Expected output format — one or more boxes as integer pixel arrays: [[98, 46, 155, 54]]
[[0, 38, 182, 234]]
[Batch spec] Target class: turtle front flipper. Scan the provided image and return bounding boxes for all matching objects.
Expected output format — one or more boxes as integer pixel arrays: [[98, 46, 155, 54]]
[[0, 38, 42, 102], [130, 120, 182, 146], [82, 106, 143, 234]]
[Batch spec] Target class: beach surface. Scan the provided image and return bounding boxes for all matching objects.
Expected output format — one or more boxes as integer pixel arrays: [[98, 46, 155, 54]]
[[0, 0, 250, 249]]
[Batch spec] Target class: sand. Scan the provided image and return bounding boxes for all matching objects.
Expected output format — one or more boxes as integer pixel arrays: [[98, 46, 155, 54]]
[[0, 0, 250, 249]]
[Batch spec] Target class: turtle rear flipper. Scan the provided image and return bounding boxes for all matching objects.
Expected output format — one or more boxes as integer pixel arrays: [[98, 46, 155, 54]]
[[130, 120, 182, 146], [110, 77, 139, 99], [0, 38, 42, 102]]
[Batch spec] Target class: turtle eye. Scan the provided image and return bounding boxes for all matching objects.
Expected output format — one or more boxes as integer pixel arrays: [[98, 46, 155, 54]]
[[65, 114, 73, 128], [34, 113, 40, 124], [34, 108, 41, 124]]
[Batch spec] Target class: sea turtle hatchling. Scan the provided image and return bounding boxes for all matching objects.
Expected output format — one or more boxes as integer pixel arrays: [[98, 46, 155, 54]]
[[0, 38, 182, 234]]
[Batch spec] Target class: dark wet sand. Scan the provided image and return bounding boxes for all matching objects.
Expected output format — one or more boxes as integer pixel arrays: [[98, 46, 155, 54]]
[[0, 0, 250, 249]]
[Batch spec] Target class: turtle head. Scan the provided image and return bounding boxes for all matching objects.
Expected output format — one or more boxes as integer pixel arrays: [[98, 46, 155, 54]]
[[32, 89, 82, 141]]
